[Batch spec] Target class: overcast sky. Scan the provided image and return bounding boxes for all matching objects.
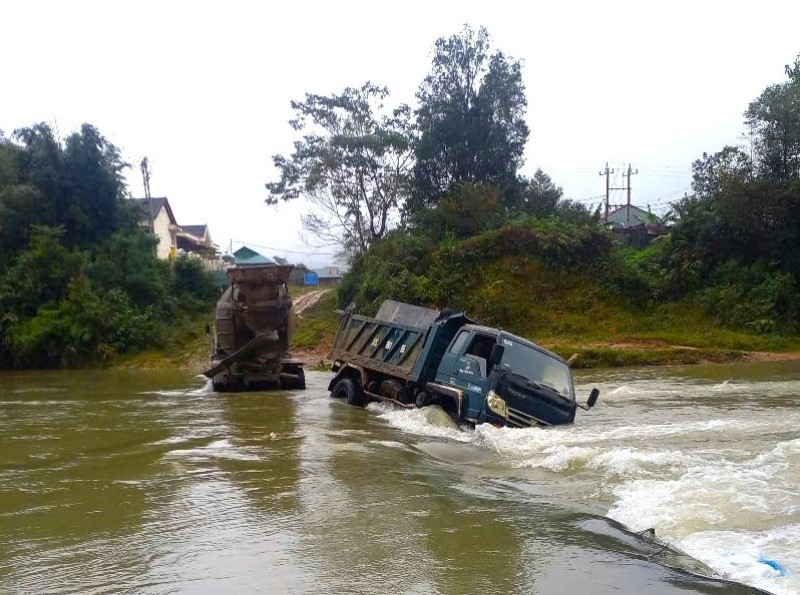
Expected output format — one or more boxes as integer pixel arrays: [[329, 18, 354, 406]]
[[3, 0, 799, 266]]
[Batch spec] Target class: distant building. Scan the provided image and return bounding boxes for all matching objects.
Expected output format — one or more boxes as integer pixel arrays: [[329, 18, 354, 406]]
[[177, 224, 214, 255], [314, 265, 348, 287], [289, 263, 312, 285], [134, 197, 177, 260], [233, 246, 276, 266], [604, 205, 659, 228], [604, 205, 668, 247], [133, 197, 222, 269]]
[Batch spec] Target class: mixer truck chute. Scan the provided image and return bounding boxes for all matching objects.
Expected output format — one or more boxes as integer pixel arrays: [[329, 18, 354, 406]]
[[204, 263, 305, 392]]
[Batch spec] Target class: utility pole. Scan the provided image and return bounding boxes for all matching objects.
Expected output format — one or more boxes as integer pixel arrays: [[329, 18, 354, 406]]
[[140, 157, 154, 234], [625, 163, 638, 227], [599, 162, 614, 220]]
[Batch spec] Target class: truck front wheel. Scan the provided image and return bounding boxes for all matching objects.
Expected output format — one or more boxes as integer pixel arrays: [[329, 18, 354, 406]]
[[331, 377, 364, 407], [415, 391, 431, 408]]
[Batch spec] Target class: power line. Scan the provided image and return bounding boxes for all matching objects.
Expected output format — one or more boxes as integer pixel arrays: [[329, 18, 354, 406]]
[[650, 186, 691, 204], [231, 240, 339, 256], [572, 194, 606, 203]]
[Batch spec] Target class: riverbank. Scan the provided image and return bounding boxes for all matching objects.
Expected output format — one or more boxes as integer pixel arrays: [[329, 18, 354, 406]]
[[108, 288, 800, 373], [108, 287, 337, 374], [288, 291, 800, 370]]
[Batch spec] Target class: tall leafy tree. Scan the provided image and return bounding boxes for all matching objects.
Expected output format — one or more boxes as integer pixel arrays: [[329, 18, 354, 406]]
[[266, 83, 413, 260], [2, 123, 129, 251], [63, 124, 129, 245], [410, 25, 529, 212], [745, 53, 800, 181], [519, 169, 563, 217]]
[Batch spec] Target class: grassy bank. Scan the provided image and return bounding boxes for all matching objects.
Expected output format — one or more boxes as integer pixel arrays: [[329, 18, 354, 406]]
[[290, 283, 800, 370], [108, 309, 213, 371], [113, 286, 341, 373], [108, 280, 800, 373], [291, 291, 339, 369]]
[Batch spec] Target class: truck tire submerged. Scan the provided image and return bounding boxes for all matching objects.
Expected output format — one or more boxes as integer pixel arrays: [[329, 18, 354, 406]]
[[330, 376, 364, 407]]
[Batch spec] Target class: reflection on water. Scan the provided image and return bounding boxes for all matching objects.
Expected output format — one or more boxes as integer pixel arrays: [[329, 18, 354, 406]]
[[2, 363, 798, 594]]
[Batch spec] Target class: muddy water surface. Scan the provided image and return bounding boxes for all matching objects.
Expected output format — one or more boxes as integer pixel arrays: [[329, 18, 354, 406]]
[[1, 363, 798, 594]]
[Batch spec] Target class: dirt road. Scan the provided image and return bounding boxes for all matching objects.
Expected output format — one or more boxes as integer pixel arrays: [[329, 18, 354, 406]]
[[293, 289, 330, 317]]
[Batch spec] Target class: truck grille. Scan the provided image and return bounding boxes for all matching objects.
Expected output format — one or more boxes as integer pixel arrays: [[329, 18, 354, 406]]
[[506, 406, 549, 428], [507, 407, 532, 427]]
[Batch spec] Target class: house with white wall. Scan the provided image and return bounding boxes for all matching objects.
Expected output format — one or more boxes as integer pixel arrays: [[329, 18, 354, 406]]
[[135, 197, 177, 259], [133, 197, 221, 269]]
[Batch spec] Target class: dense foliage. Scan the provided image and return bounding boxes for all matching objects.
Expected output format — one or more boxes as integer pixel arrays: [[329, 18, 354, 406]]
[[0, 123, 215, 368], [409, 25, 529, 213], [337, 49, 800, 340]]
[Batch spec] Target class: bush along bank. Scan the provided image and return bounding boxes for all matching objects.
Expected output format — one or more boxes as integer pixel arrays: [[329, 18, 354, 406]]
[[0, 123, 217, 369]]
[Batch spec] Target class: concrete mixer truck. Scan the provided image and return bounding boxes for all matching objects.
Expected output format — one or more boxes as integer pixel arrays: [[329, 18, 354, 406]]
[[203, 263, 305, 391]]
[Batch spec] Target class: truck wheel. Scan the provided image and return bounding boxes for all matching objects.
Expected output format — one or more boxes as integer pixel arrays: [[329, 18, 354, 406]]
[[294, 369, 306, 390], [281, 368, 306, 390], [331, 377, 364, 407], [415, 391, 431, 409]]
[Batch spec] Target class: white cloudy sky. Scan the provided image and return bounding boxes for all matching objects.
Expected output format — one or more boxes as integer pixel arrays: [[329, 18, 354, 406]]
[[2, 0, 799, 266]]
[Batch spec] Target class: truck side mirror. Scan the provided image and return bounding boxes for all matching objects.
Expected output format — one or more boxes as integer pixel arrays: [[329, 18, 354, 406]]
[[489, 344, 505, 366], [587, 388, 599, 409]]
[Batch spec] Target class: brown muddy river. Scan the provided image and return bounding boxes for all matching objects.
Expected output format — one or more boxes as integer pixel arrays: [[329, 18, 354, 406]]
[[1, 363, 798, 594]]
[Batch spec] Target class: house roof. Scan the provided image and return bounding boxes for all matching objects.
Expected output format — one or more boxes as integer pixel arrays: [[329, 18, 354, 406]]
[[605, 204, 660, 226], [133, 197, 176, 225], [233, 246, 275, 265], [180, 224, 208, 238], [606, 204, 652, 219]]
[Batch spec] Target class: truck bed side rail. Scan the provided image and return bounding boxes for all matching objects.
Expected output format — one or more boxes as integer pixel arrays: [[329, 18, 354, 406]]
[[329, 314, 429, 381]]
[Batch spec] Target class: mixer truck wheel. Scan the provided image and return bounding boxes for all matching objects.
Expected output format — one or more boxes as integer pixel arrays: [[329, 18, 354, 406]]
[[331, 377, 364, 407], [294, 369, 306, 390]]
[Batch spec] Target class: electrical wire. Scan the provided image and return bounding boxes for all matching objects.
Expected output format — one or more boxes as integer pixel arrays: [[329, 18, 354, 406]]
[[231, 240, 339, 256]]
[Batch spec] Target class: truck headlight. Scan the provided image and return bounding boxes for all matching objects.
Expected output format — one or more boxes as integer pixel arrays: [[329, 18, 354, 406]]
[[486, 390, 508, 418]]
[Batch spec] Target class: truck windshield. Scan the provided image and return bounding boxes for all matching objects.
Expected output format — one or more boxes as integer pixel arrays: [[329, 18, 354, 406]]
[[500, 340, 574, 400]]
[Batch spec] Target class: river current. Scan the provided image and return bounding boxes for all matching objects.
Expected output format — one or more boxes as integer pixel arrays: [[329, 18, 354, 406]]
[[1, 362, 798, 594]]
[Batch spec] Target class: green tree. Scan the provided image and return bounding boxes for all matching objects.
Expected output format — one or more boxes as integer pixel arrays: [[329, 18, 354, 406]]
[[3, 123, 129, 251], [63, 124, 129, 245], [745, 53, 800, 181], [410, 25, 529, 212], [519, 169, 563, 217], [266, 83, 414, 260]]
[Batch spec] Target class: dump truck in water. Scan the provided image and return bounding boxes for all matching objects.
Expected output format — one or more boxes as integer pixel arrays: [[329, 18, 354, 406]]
[[204, 264, 305, 392], [328, 300, 598, 427]]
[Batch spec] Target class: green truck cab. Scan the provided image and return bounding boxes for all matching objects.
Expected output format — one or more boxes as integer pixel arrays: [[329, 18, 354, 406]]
[[328, 300, 598, 428]]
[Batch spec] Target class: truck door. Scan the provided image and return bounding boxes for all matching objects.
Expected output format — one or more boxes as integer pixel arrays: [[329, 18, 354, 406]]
[[449, 333, 495, 420], [434, 330, 469, 384]]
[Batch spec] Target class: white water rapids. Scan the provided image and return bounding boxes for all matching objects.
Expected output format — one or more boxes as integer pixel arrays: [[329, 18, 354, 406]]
[[367, 365, 800, 595]]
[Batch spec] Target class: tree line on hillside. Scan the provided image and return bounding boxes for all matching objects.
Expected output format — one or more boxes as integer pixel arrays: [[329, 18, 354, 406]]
[[0, 124, 216, 368], [268, 26, 800, 336]]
